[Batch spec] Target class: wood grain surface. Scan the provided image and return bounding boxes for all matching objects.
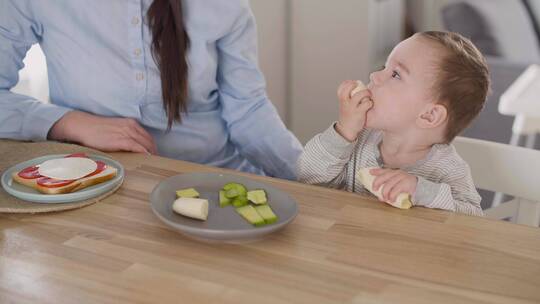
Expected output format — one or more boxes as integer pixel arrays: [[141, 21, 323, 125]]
[[1, 152, 539, 304]]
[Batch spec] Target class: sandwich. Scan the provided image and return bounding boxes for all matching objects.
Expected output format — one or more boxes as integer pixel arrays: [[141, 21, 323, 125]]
[[12, 153, 118, 194]]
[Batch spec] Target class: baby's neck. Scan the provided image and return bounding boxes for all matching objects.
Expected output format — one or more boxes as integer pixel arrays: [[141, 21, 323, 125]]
[[379, 131, 437, 169]]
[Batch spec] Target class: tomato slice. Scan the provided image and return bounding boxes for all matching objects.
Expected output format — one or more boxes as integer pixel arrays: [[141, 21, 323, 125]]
[[65, 153, 88, 158], [17, 165, 42, 179], [85, 160, 107, 178], [37, 177, 75, 188]]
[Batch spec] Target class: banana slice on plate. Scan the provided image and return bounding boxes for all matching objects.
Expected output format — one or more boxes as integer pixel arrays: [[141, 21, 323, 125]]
[[173, 197, 209, 221]]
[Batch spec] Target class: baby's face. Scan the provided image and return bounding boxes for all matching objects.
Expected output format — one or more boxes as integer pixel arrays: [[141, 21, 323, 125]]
[[365, 35, 442, 132]]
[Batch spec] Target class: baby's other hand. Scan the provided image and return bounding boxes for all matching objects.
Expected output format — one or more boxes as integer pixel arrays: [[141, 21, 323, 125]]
[[370, 168, 417, 203], [335, 80, 373, 142]]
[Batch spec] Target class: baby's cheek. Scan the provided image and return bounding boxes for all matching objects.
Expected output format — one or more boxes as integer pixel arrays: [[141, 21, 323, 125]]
[[384, 108, 411, 127]]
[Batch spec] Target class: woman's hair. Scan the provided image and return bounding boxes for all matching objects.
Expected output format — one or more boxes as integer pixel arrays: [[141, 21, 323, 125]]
[[147, 0, 190, 130], [417, 31, 490, 143]]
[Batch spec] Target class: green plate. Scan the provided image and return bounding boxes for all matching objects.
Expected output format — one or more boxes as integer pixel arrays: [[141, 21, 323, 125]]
[[1, 154, 124, 204]]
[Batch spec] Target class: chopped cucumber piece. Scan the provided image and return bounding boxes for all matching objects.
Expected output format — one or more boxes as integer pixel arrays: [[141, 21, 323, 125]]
[[176, 188, 200, 198], [247, 189, 267, 205], [222, 183, 236, 190], [223, 183, 247, 198], [232, 195, 249, 207], [225, 188, 240, 199], [255, 204, 278, 224], [236, 205, 265, 226], [219, 190, 231, 207]]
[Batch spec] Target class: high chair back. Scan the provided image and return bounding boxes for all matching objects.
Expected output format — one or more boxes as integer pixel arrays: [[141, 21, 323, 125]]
[[494, 64, 540, 207], [499, 64, 540, 144], [454, 136, 540, 226]]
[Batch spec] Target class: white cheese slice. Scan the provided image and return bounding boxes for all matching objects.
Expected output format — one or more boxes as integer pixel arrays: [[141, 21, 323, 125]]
[[38, 157, 97, 180], [350, 80, 367, 98], [172, 197, 209, 221], [357, 167, 413, 209]]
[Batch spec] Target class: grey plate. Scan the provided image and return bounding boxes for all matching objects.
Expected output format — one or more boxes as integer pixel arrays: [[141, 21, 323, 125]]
[[1, 154, 124, 204], [150, 172, 298, 243]]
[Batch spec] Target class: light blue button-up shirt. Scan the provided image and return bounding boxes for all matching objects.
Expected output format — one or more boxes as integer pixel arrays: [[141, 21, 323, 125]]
[[0, 0, 302, 179]]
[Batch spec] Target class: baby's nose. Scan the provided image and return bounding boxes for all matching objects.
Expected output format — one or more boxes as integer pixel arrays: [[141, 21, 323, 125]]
[[369, 72, 380, 86]]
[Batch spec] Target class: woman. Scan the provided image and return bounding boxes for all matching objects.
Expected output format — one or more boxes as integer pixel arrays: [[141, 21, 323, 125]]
[[0, 0, 302, 180]]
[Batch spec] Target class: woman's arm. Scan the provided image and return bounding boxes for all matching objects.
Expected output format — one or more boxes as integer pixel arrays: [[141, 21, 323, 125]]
[[216, 3, 302, 180], [0, 1, 156, 154], [0, 0, 71, 141]]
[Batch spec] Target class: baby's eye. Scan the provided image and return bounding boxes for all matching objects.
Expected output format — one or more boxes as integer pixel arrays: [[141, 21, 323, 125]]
[[391, 70, 401, 79]]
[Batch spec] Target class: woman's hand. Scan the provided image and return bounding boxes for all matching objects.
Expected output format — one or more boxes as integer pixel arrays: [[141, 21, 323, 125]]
[[48, 111, 158, 154], [370, 168, 418, 203], [335, 80, 373, 142]]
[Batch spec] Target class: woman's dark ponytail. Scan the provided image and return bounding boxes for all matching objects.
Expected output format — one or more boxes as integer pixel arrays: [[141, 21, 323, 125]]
[[147, 0, 190, 130]]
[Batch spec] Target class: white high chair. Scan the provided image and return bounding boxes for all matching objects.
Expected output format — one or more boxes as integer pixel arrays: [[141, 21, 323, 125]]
[[454, 136, 540, 227], [492, 64, 540, 208]]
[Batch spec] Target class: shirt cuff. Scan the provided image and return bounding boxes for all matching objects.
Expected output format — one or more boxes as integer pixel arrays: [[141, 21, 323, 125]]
[[318, 122, 357, 160], [413, 176, 442, 207], [22, 103, 72, 141]]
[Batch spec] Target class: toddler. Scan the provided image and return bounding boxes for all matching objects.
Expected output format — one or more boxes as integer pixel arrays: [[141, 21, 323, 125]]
[[297, 31, 490, 216]]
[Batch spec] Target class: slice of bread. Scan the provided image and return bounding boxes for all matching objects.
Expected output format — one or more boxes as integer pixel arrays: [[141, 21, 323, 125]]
[[12, 165, 117, 195]]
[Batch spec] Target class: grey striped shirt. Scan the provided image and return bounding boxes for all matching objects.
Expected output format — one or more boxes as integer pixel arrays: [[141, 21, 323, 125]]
[[297, 124, 483, 216]]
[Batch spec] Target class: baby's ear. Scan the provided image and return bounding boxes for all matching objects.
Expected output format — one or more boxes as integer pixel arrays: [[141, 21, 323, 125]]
[[417, 103, 447, 129]]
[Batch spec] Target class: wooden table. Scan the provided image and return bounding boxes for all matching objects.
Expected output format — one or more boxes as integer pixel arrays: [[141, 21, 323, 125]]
[[1, 152, 540, 304]]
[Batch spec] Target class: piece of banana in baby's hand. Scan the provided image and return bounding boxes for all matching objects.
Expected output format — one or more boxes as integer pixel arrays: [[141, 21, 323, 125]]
[[357, 167, 413, 209], [350, 80, 367, 98]]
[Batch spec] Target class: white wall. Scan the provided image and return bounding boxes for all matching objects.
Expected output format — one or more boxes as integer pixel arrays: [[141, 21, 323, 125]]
[[11, 44, 49, 103], [406, 0, 452, 32], [253, 0, 405, 143], [249, 0, 289, 121], [289, 0, 372, 143]]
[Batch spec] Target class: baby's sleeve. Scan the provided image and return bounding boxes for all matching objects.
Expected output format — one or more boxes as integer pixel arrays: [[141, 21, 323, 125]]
[[413, 161, 483, 216], [296, 123, 357, 189]]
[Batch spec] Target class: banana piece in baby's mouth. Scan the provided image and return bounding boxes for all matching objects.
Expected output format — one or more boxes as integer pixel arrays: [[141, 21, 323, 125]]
[[350, 80, 367, 98]]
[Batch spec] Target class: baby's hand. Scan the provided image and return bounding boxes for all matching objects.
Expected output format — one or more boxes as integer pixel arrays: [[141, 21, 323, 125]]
[[370, 168, 418, 203], [335, 80, 373, 142]]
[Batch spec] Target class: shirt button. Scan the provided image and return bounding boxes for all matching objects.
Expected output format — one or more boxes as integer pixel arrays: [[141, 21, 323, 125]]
[[134, 48, 142, 57], [131, 17, 140, 25], [136, 73, 144, 81]]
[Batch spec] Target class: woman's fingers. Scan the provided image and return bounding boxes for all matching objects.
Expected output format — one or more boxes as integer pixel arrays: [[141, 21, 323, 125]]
[[111, 118, 156, 154], [122, 125, 155, 155], [51, 111, 157, 154], [128, 119, 158, 154], [115, 137, 150, 154]]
